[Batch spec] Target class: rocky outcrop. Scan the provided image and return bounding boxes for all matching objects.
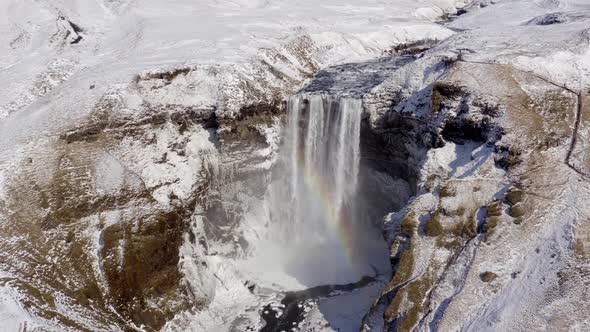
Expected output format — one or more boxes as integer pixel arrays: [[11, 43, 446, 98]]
[[0, 65, 286, 330], [1, 101, 208, 330], [362, 60, 589, 331]]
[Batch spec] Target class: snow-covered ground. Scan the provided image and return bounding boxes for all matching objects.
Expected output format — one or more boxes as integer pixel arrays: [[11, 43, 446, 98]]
[[0, 0, 462, 123]]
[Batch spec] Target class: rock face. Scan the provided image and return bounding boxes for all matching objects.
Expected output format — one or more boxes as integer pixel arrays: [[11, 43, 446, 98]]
[[360, 60, 589, 331], [0, 78, 285, 330], [354, 2, 590, 330], [1, 96, 212, 330]]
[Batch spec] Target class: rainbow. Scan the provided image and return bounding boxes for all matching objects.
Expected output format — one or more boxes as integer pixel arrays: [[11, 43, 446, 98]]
[[294, 145, 360, 268]]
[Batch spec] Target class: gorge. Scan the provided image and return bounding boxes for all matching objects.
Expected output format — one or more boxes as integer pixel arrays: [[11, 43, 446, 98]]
[[1, 0, 590, 331]]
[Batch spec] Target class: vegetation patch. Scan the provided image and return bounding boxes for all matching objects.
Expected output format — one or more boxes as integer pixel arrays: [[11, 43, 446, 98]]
[[383, 238, 416, 298], [506, 188, 525, 205], [446, 206, 466, 217], [399, 275, 434, 331], [465, 217, 478, 238], [390, 242, 416, 287], [431, 81, 465, 114], [484, 216, 501, 241], [450, 218, 477, 239], [425, 214, 444, 237], [488, 201, 503, 216], [439, 184, 456, 198], [101, 209, 192, 330], [574, 239, 586, 257], [509, 203, 526, 218], [480, 271, 498, 282], [400, 213, 418, 237], [385, 269, 435, 331], [495, 144, 522, 169]]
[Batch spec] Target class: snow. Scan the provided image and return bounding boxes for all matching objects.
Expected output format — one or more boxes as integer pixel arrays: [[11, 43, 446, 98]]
[[0, 285, 34, 332], [0, 0, 465, 121], [95, 154, 126, 195], [421, 141, 504, 181], [515, 45, 590, 92], [298, 280, 389, 332], [0, 0, 468, 220], [0, 0, 466, 150], [441, 0, 590, 88], [115, 121, 218, 206], [0, 279, 77, 332]]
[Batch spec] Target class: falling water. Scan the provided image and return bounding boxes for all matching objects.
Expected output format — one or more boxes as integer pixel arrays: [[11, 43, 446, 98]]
[[284, 94, 361, 240], [266, 93, 381, 285]]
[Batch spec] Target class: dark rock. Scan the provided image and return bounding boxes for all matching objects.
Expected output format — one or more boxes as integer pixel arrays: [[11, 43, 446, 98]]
[[101, 209, 192, 330], [154, 152, 168, 164], [70, 35, 82, 44], [526, 13, 569, 26], [424, 215, 444, 237], [67, 20, 84, 33], [61, 123, 107, 143], [480, 271, 498, 282]]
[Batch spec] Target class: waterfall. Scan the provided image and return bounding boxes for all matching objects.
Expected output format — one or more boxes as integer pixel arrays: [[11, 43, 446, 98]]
[[282, 94, 361, 243], [265, 93, 379, 285]]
